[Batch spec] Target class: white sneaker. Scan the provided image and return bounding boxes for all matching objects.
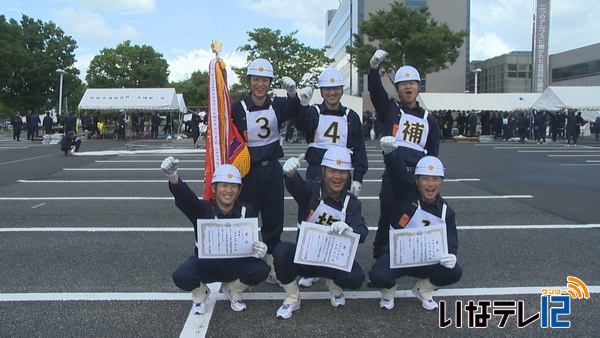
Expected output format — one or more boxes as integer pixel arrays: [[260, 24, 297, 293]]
[[276, 301, 301, 319], [412, 285, 438, 310], [221, 283, 247, 312], [193, 302, 208, 315], [379, 298, 394, 310], [298, 277, 320, 288], [330, 293, 346, 307]]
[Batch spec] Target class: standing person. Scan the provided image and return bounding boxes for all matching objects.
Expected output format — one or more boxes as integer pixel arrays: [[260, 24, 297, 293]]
[[231, 58, 313, 284], [190, 113, 201, 148], [273, 147, 368, 319], [138, 113, 146, 139], [368, 49, 441, 259], [456, 113, 465, 136], [369, 137, 462, 311], [501, 113, 510, 141], [161, 158, 270, 313], [534, 111, 547, 144], [11, 112, 23, 141], [517, 112, 529, 143], [93, 111, 101, 137], [64, 111, 77, 134], [60, 130, 81, 155], [468, 111, 477, 137], [43, 112, 53, 135], [25, 109, 32, 140], [566, 111, 578, 146], [31, 110, 41, 138], [594, 116, 600, 142], [295, 68, 368, 196], [548, 112, 558, 143], [151, 112, 161, 139], [363, 111, 374, 140]]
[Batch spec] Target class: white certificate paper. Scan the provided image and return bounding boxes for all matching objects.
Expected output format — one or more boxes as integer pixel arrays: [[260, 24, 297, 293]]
[[389, 224, 448, 268], [293, 221, 360, 272], [196, 218, 259, 259]]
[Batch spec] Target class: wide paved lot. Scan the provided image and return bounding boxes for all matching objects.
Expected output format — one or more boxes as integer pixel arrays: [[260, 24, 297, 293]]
[[1, 132, 598, 337]]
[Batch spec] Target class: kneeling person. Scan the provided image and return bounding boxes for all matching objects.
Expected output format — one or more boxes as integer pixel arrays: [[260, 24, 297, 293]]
[[273, 147, 368, 319], [60, 130, 81, 155], [162, 158, 270, 314], [368, 137, 462, 311]]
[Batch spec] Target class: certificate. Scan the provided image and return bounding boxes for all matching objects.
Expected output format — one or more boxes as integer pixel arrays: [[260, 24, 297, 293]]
[[389, 224, 448, 268], [293, 221, 360, 272], [196, 218, 259, 259]]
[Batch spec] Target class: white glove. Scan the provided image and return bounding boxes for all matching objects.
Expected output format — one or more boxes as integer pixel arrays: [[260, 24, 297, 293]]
[[379, 136, 398, 155], [328, 221, 352, 235], [281, 76, 297, 95], [161, 156, 179, 177], [298, 87, 314, 106], [440, 253, 457, 269], [350, 181, 362, 196], [283, 153, 305, 176], [253, 241, 267, 258], [370, 49, 388, 69]]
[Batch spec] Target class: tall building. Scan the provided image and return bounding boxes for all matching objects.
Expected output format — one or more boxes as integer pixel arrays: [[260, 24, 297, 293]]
[[325, 0, 470, 111]]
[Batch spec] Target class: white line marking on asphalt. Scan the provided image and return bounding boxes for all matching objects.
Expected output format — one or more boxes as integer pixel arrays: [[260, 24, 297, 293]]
[[548, 154, 600, 157], [559, 163, 600, 166], [31, 203, 45, 209], [179, 283, 221, 338], [2, 224, 598, 232], [0, 195, 533, 201], [2, 285, 598, 302], [17, 178, 478, 183], [0, 154, 53, 166]]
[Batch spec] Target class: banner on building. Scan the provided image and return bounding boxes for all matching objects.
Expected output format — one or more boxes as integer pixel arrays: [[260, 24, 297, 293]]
[[532, 0, 551, 93]]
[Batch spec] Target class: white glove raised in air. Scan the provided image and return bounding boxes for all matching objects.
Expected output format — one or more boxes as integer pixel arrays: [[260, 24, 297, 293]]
[[328, 221, 352, 235], [281, 76, 297, 95], [298, 87, 314, 106], [370, 49, 389, 69], [379, 136, 398, 155], [440, 253, 457, 269], [161, 156, 179, 177], [253, 241, 268, 258], [350, 181, 362, 197], [283, 153, 305, 176]]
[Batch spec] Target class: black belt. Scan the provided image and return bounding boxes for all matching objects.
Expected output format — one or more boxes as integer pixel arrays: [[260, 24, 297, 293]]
[[254, 159, 279, 167]]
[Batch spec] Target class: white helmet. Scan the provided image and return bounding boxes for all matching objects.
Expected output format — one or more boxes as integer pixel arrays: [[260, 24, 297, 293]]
[[321, 147, 352, 170], [247, 58, 274, 79], [394, 65, 421, 84], [212, 164, 242, 184], [414, 156, 444, 177], [318, 68, 344, 88]]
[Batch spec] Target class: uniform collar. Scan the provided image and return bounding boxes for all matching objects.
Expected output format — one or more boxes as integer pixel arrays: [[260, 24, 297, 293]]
[[318, 102, 347, 114], [244, 94, 272, 110]]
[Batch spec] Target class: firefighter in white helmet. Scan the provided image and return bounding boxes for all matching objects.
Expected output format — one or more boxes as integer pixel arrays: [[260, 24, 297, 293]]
[[368, 50, 442, 260], [368, 137, 462, 311], [230, 58, 314, 285], [272, 147, 368, 319], [161, 157, 270, 314], [294, 68, 368, 288]]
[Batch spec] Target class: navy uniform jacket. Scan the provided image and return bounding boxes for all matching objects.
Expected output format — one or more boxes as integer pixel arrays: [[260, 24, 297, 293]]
[[231, 94, 300, 164], [169, 179, 257, 255], [383, 151, 458, 255], [368, 68, 440, 166], [296, 102, 368, 183], [284, 173, 368, 243]]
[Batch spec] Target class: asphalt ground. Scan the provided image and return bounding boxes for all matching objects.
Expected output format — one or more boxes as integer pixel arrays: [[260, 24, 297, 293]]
[[0, 131, 598, 338]]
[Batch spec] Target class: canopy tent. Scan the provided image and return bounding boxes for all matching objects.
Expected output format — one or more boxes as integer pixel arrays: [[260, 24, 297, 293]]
[[78, 88, 180, 112], [177, 93, 187, 113], [531, 86, 600, 111], [417, 93, 541, 112]]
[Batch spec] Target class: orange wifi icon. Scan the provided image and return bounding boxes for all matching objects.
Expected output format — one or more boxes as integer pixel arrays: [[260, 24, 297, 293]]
[[567, 276, 590, 299]]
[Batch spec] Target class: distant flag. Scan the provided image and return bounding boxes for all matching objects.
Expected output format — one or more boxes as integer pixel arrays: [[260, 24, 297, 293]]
[[203, 41, 251, 200]]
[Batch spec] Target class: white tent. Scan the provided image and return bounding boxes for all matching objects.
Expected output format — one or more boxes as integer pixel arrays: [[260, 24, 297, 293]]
[[78, 88, 180, 112], [177, 93, 187, 113], [531, 86, 600, 111], [417, 93, 541, 112]]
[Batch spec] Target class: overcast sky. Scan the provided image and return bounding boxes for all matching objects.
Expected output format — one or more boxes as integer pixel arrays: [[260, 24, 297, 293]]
[[2, 0, 599, 83]]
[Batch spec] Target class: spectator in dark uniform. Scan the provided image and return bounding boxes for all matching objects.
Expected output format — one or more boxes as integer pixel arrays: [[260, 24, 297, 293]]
[[11, 112, 23, 141], [43, 112, 53, 135]]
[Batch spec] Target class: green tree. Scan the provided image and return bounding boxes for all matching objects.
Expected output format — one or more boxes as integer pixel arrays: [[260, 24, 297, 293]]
[[0, 15, 80, 114], [346, 2, 466, 84], [86, 40, 169, 88], [232, 28, 334, 92], [170, 70, 209, 108]]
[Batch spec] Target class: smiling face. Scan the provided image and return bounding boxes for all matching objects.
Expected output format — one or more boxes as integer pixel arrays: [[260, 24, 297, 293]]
[[416, 175, 443, 204], [320, 86, 343, 110], [323, 167, 349, 198], [395, 80, 420, 108], [249, 76, 271, 104], [212, 182, 241, 210]]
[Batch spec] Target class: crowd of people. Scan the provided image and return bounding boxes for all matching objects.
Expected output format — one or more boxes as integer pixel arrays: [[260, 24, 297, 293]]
[[162, 52, 462, 320]]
